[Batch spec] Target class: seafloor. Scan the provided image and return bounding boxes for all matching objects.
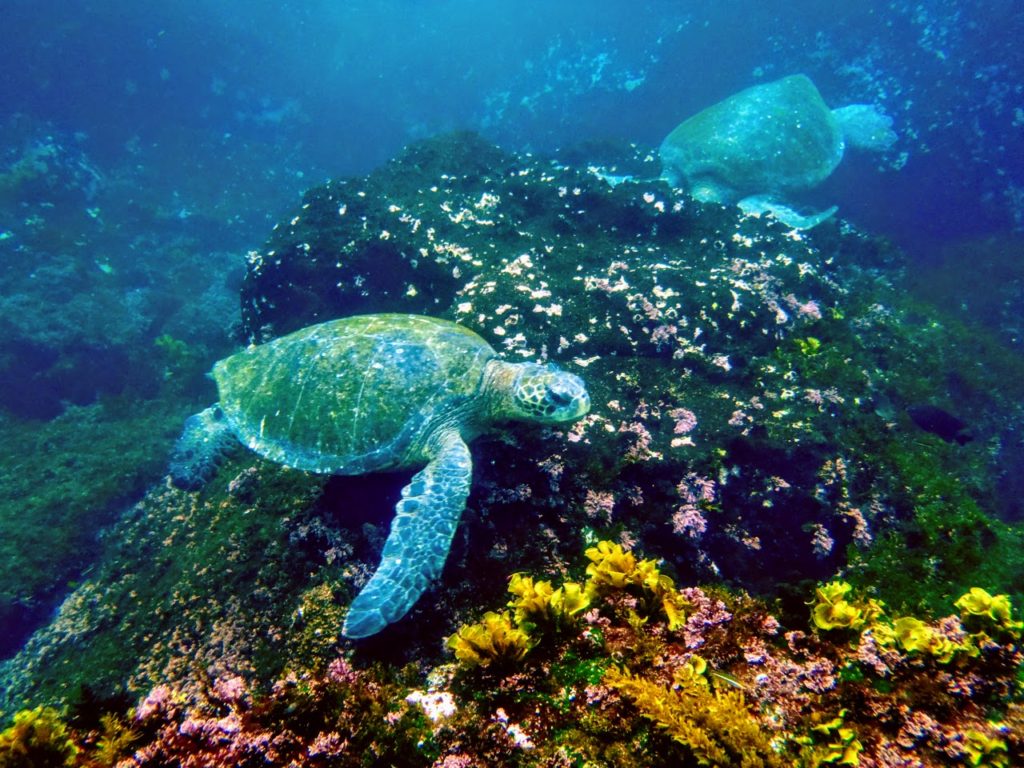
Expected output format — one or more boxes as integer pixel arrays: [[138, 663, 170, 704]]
[[0, 133, 1022, 766]]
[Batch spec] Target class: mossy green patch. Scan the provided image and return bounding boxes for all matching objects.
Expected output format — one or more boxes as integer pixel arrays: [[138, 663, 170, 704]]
[[0, 455, 331, 710], [0, 396, 196, 653], [846, 431, 1024, 616]]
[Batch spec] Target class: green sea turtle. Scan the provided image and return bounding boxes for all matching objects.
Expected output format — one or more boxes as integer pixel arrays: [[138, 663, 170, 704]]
[[170, 313, 590, 638], [660, 74, 897, 229]]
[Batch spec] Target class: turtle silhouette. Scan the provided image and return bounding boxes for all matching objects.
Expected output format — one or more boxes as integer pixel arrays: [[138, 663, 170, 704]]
[[660, 74, 897, 229]]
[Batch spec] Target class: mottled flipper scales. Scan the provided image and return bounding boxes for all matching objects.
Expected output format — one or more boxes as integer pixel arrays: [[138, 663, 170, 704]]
[[342, 433, 472, 638], [169, 406, 236, 490]]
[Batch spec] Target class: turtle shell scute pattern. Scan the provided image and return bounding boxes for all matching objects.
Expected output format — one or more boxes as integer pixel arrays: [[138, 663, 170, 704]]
[[213, 314, 495, 474]]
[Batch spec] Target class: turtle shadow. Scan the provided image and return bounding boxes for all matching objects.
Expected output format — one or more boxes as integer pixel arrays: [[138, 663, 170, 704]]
[[318, 471, 412, 531], [318, 471, 463, 662]]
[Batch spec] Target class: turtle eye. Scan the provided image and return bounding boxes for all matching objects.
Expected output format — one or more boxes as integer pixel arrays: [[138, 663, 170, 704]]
[[547, 386, 572, 406]]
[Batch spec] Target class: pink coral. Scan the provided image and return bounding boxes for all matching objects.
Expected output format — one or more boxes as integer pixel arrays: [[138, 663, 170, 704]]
[[668, 407, 698, 434], [618, 420, 660, 462], [583, 489, 616, 523], [327, 656, 359, 686], [679, 587, 732, 649], [137, 685, 175, 721], [671, 505, 707, 538], [783, 293, 823, 320], [809, 523, 834, 557], [212, 675, 246, 704]]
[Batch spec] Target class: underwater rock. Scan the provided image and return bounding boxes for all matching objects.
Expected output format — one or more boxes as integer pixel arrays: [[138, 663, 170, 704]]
[[6, 133, 1022, 716], [659, 74, 896, 226], [236, 131, 907, 603]]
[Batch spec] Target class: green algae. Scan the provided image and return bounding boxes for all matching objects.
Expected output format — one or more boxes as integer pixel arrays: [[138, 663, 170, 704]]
[[0, 397, 196, 651], [4, 134, 1024, 746], [0, 454, 332, 711], [846, 436, 1024, 616]]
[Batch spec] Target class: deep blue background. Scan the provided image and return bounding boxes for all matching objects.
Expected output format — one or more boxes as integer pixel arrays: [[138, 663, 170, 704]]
[[1, 0, 1022, 256], [1, 0, 1023, 664]]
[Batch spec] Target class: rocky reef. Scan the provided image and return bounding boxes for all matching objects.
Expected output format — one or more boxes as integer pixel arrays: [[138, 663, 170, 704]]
[[1, 540, 1021, 766], [1, 133, 1021, 766], [0, 117, 248, 660]]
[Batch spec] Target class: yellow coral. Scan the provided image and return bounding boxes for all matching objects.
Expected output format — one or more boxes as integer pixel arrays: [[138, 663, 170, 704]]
[[820, 727, 862, 766], [811, 582, 864, 631], [875, 615, 966, 663], [869, 621, 897, 647], [957, 588, 1009, 621], [956, 588, 1023, 637], [796, 710, 864, 766], [507, 574, 590, 629], [811, 583, 984, 663], [585, 540, 643, 592], [810, 581, 884, 632], [962, 728, 1009, 768], [605, 666, 784, 767], [662, 592, 688, 632], [584, 540, 688, 629], [507, 573, 555, 624], [807, 711, 863, 766], [550, 581, 590, 618], [0, 706, 78, 768], [813, 599, 863, 631], [447, 611, 532, 668], [892, 617, 932, 654]]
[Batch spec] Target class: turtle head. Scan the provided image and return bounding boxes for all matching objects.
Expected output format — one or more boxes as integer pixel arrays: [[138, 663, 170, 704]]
[[507, 362, 590, 424]]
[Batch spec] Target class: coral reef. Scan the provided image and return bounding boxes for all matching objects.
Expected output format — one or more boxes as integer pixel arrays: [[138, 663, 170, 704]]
[[2, 131, 1023, 766], [0, 706, 77, 768], [2, 541, 1019, 766]]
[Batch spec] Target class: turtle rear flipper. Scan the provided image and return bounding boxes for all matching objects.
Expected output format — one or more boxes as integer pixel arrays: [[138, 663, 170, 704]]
[[831, 104, 897, 152], [169, 405, 236, 490], [343, 433, 472, 638], [738, 195, 838, 230]]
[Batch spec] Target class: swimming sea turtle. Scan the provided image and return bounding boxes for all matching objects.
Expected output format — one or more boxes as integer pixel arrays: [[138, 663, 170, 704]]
[[170, 313, 591, 638], [660, 74, 897, 229]]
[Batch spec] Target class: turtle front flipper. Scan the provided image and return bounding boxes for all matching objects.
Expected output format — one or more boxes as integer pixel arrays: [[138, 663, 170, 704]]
[[737, 195, 838, 230], [343, 433, 472, 638]]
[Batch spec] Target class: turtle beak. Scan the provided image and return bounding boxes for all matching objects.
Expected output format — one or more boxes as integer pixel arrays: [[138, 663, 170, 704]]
[[548, 373, 590, 420]]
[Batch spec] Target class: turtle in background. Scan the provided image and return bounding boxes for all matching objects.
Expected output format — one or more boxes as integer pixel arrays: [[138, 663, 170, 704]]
[[169, 313, 591, 638], [660, 74, 897, 229]]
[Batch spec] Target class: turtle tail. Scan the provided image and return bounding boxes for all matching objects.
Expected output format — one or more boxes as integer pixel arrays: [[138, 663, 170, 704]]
[[169, 405, 236, 490]]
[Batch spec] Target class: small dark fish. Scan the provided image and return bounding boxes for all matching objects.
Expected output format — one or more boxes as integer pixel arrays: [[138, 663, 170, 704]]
[[907, 405, 973, 445]]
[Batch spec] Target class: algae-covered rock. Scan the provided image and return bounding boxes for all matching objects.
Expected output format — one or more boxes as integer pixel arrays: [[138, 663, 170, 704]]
[[226, 132, 1022, 619], [4, 133, 1022, 715]]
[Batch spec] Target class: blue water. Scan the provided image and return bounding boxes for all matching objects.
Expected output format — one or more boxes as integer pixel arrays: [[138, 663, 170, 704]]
[[2, 0, 1024, 668], [3, 0, 1022, 252]]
